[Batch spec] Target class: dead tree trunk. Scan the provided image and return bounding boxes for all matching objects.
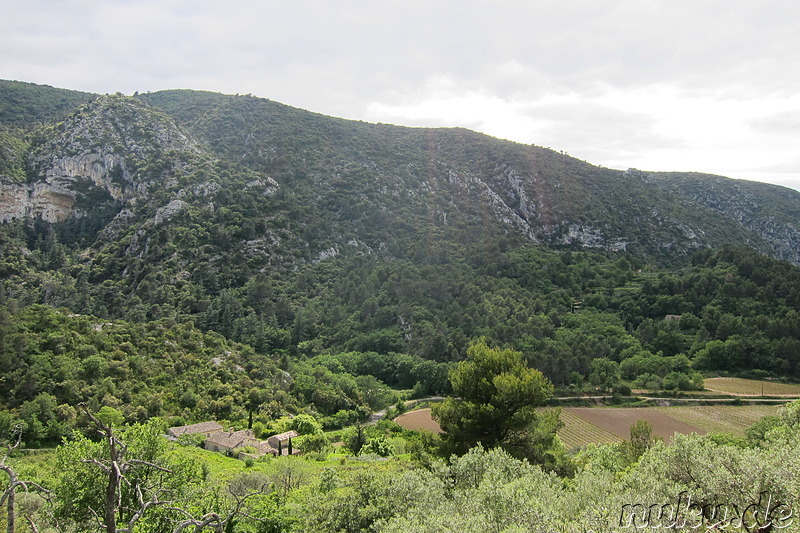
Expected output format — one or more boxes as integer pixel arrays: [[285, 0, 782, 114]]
[[1, 466, 16, 533], [78, 405, 267, 532], [1, 431, 50, 533]]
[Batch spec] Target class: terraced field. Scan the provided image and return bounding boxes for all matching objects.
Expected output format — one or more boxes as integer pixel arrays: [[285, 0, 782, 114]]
[[653, 405, 781, 437], [559, 405, 785, 449], [703, 377, 800, 397], [395, 404, 788, 450], [557, 409, 623, 448], [566, 407, 706, 442]]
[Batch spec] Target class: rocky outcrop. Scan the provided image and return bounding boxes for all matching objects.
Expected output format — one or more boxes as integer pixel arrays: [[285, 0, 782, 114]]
[[153, 199, 188, 225], [0, 94, 207, 224], [42, 153, 132, 201], [0, 150, 131, 222], [0, 181, 75, 222], [637, 171, 800, 265]]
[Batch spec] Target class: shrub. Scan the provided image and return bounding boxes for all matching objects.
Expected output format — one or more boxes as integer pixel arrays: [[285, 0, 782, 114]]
[[176, 432, 206, 448]]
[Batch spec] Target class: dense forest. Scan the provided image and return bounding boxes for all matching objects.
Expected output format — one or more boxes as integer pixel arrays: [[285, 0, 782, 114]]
[[3, 242, 799, 447], [2, 80, 800, 532]]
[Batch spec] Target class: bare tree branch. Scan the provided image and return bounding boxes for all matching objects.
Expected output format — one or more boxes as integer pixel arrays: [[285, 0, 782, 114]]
[[24, 515, 40, 533], [169, 488, 268, 532], [127, 459, 174, 474]]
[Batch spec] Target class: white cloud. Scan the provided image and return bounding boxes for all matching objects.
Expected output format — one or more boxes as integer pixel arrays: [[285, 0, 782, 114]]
[[365, 76, 800, 190], [1, 1, 799, 191]]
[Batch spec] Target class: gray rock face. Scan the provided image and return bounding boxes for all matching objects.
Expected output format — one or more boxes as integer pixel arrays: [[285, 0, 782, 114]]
[[0, 152, 130, 223], [637, 171, 800, 265], [44, 153, 130, 201], [153, 199, 188, 225]]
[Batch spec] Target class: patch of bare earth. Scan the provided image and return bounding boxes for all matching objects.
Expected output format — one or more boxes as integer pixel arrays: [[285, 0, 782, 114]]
[[567, 407, 706, 441], [394, 408, 443, 434]]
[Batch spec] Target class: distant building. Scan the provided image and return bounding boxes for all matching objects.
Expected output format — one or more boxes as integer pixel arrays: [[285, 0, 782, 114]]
[[170, 421, 300, 458]]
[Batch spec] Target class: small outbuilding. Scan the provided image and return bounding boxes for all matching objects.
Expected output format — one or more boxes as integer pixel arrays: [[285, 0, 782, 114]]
[[267, 430, 298, 451]]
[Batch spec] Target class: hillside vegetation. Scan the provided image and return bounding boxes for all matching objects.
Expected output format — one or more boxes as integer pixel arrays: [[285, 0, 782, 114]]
[[2, 79, 800, 533], [0, 82, 799, 441]]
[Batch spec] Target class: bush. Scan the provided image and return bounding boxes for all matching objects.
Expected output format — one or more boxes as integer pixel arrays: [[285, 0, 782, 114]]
[[288, 413, 323, 436], [613, 384, 632, 396], [343, 426, 367, 455], [176, 432, 206, 448], [362, 435, 392, 457], [295, 433, 329, 455], [662, 371, 692, 391]]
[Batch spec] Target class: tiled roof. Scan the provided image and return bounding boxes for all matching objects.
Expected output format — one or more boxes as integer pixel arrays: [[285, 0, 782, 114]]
[[168, 421, 223, 437], [206, 429, 258, 450], [268, 430, 298, 442]]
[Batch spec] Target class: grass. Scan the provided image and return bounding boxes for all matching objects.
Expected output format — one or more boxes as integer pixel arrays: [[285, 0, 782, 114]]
[[169, 442, 412, 486], [168, 444, 249, 482]]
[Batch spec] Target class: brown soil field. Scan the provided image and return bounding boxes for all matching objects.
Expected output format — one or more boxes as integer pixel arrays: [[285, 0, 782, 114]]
[[394, 408, 443, 434], [558, 409, 624, 449], [703, 377, 800, 397], [394, 404, 784, 449], [566, 407, 706, 441]]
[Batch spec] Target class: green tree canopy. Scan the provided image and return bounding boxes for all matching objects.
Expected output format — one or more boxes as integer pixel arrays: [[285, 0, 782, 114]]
[[432, 340, 555, 461]]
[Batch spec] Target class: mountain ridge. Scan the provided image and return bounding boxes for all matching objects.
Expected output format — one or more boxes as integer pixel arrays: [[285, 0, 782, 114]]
[[1, 80, 800, 409], [137, 88, 800, 264], [1, 80, 799, 269]]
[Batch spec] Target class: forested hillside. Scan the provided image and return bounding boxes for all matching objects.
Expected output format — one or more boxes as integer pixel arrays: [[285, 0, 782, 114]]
[[1, 81, 800, 434], [2, 79, 800, 533]]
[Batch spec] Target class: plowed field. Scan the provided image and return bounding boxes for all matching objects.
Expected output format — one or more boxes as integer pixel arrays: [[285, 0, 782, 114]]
[[394, 408, 443, 434], [394, 405, 785, 450], [566, 407, 705, 441]]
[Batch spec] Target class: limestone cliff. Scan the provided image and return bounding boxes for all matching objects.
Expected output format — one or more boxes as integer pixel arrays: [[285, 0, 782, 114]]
[[0, 181, 75, 222], [0, 94, 204, 223]]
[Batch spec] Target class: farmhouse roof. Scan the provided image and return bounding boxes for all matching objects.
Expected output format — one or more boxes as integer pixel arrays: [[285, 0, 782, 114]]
[[205, 429, 258, 450], [255, 442, 279, 455], [168, 421, 223, 438], [269, 430, 298, 442]]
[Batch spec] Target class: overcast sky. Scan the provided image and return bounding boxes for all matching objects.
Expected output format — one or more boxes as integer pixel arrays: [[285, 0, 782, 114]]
[[3, 0, 800, 191]]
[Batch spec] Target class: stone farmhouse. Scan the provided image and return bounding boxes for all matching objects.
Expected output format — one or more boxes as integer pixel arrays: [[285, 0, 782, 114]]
[[168, 421, 299, 458], [267, 430, 298, 454], [205, 429, 260, 453]]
